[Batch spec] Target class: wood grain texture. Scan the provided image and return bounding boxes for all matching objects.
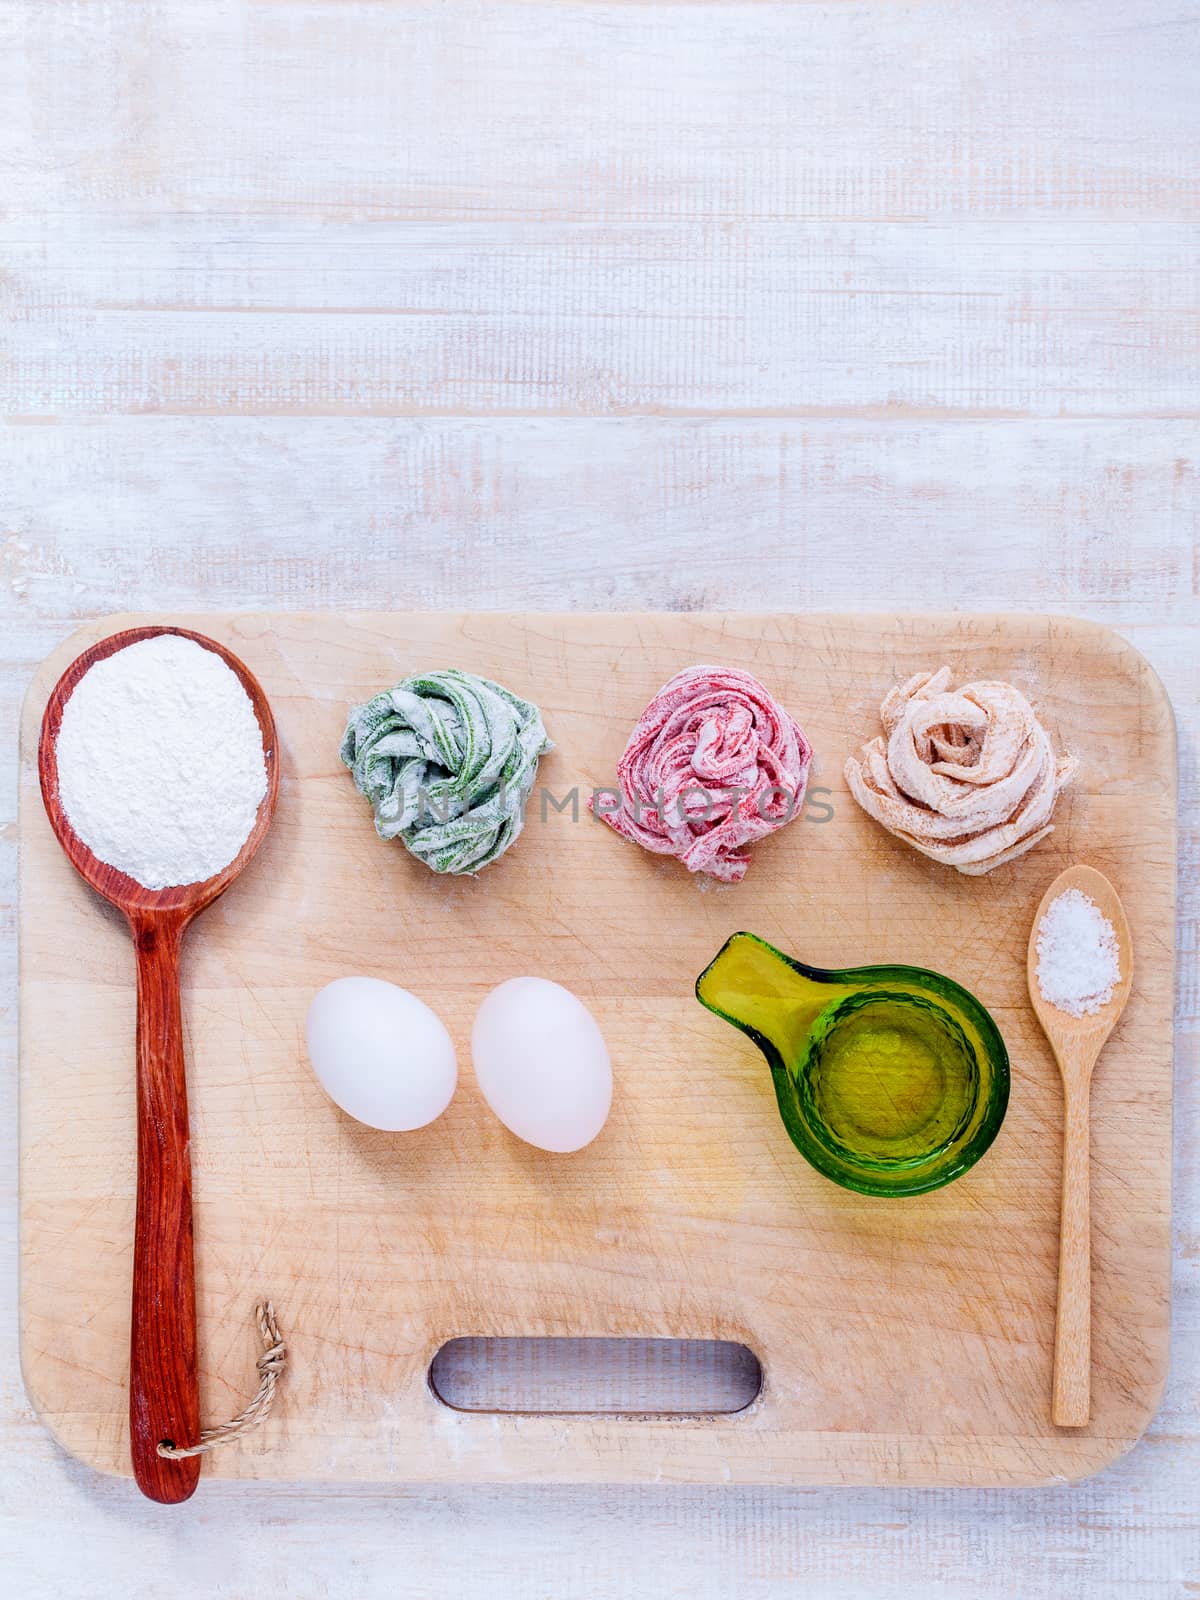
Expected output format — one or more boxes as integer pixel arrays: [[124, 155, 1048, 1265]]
[[1027, 866, 1136, 1430], [36, 624, 281, 1500], [1, 0, 1198, 1590], [6, 222, 1199, 418], [18, 610, 1176, 1488], [127, 912, 201, 1501], [2, 2, 1197, 226]]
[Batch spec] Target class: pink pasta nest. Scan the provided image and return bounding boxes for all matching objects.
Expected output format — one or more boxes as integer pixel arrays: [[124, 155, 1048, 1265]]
[[591, 665, 812, 883]]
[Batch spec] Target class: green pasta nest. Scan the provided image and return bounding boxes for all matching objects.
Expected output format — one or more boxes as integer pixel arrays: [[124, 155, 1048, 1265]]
[[341, 669, 552, 875]]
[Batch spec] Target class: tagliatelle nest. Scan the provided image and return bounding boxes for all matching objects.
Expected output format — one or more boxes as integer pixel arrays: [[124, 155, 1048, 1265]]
[[844, 668, 1077, 875], [591, 664, 812, 883], [341, 669, 552, 875]]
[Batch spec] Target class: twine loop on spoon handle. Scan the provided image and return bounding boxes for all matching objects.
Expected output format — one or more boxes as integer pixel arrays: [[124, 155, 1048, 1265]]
[[157, 1301, 287, 1459]]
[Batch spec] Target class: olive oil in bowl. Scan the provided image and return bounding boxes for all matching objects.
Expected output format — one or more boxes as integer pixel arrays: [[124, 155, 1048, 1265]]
[[696, 932, 1009, 1197]]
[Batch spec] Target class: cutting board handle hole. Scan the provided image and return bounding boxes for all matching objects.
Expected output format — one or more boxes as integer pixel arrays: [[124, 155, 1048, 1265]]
[[429, 1337, 762, 1416]]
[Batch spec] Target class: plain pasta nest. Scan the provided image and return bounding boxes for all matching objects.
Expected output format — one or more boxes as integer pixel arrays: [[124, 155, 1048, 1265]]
[[844, 667, 1077, 875]]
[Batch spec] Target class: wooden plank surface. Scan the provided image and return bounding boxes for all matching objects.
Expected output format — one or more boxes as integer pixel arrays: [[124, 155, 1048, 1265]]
[[17, 610, 1176, 1487], [1, 0, 1197, 1592], [7, 221, 1199, 417], [2, 2, 1197, 226]]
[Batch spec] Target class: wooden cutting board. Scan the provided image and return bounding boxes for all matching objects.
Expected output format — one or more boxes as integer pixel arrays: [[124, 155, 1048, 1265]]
[[18, 612, 1176, 1488]]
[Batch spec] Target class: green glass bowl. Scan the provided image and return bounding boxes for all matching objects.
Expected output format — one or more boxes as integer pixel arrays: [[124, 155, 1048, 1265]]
[[695, 931, 1010, 1197]]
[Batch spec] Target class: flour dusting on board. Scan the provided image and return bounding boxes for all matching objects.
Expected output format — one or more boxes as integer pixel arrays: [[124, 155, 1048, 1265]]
[[55, 634, 268, 889]]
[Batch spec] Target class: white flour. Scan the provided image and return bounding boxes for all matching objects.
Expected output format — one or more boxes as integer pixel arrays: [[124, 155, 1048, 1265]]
[[55, 634, 269, 890]]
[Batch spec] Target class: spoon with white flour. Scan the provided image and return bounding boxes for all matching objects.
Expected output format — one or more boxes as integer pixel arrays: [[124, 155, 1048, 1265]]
[[39, 626, 278, 1503], [1027, 864, 1133, 1428]]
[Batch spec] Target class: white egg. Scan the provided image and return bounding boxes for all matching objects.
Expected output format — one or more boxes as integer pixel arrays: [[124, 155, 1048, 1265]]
[[305, 976, 457, 1132], [471, 976, 613, 1153]]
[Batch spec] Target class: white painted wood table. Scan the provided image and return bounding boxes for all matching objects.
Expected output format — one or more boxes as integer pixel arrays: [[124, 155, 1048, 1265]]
[[1, 1, 1196, 1594]]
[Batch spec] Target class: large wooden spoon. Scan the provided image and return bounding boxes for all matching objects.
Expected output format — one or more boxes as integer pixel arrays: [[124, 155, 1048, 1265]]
[[38, 626, 278, 1503], [1027, 864, 1133, 1429]]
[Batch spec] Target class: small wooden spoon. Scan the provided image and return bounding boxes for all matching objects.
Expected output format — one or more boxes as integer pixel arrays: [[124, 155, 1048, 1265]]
[[38, 626, 278, 1503], [1027, 864, 1133, 1429]]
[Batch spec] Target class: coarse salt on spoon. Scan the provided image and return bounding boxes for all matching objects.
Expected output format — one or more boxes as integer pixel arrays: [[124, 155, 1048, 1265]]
[[1027, 864, 1133, 1429], [38, 626, 279, 1503]]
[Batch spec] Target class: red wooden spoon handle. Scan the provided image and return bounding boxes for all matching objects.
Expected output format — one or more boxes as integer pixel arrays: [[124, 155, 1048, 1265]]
[[128, 912, 201, 1503]]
